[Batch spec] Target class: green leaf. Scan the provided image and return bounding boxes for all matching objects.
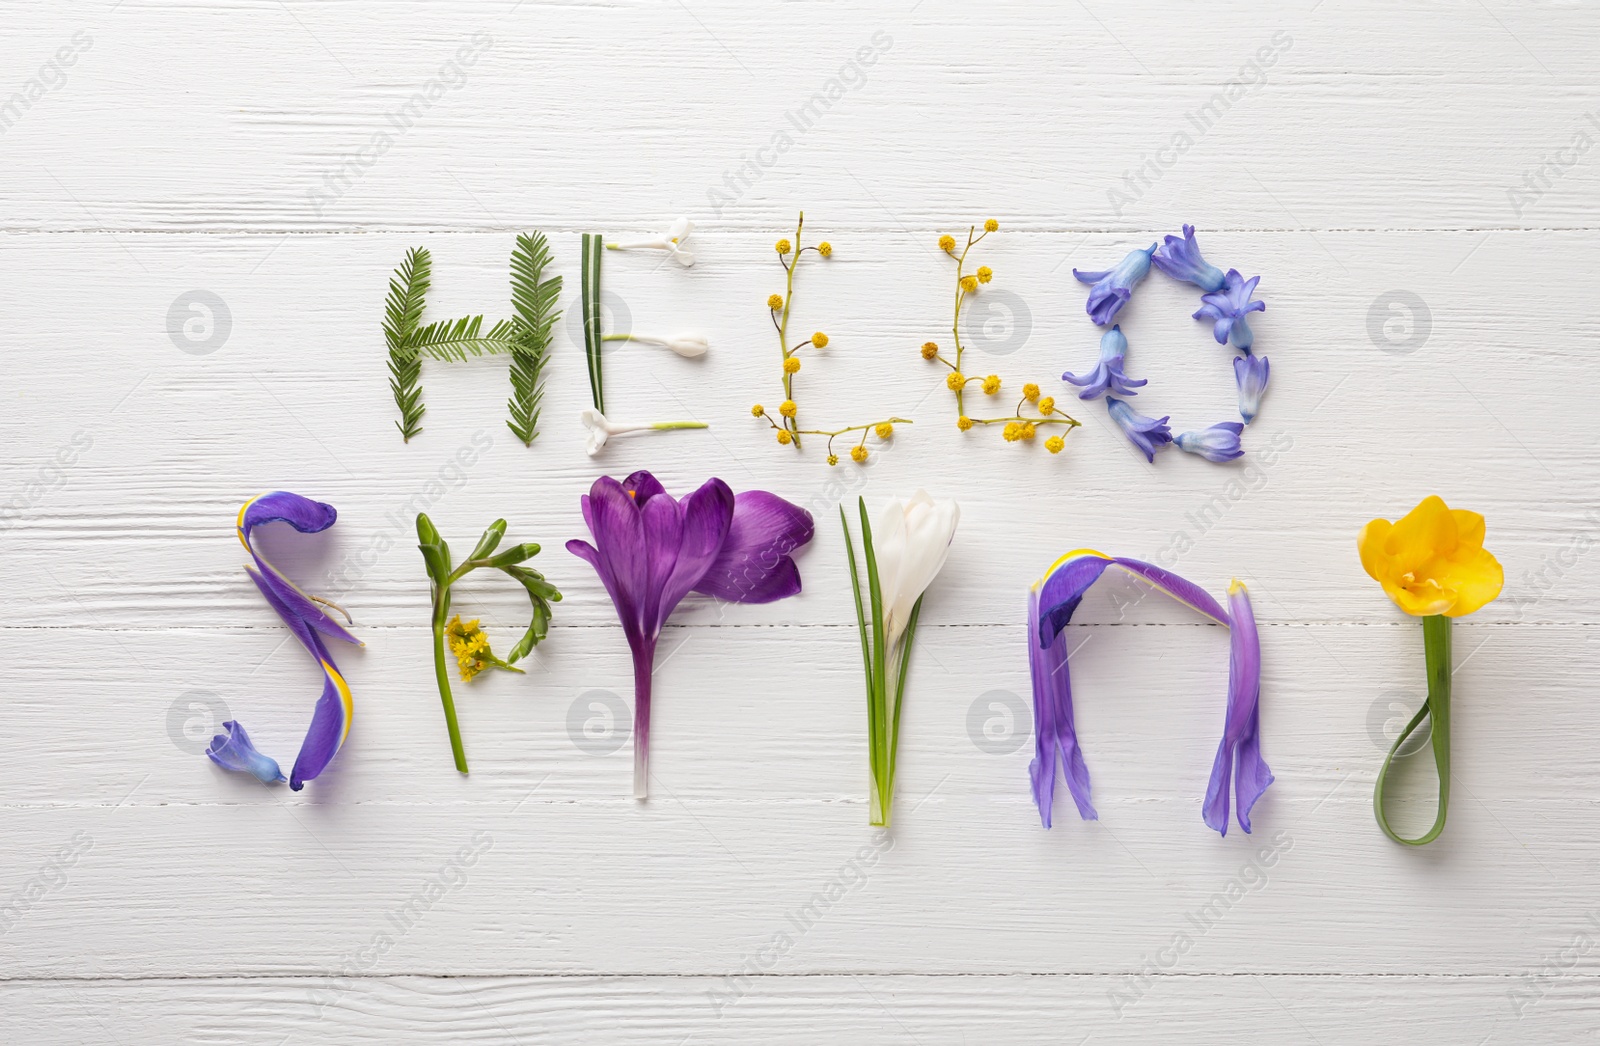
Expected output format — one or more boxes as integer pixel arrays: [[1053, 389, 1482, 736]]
[[467, 519, 507, 562], [483, 542, 542, 568], [580, 233, 604, 413], [507, 231, 562, 446], [383, 247, 431, 441], [409, 315, 521, 362], [500, 563, 561, 663]]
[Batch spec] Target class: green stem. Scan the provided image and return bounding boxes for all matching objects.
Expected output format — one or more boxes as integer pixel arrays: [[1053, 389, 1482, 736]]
[[649, 421, 709, 431], [1374, 614, 1451, 845], [430, 587, 469, 775]]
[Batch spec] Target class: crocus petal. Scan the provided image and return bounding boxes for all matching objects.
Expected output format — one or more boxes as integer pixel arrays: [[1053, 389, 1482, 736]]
[[580, 408, 610, 456], [874, 492, 960, 648], [1028, 590, 1097, 826], [205, 720, 286, 784], [694, 491, 815, 604], [1175, 423, 1245, 463], [655, 478, 735, 617], [622, 470, 669, 505], [584, 477, 654, 644]]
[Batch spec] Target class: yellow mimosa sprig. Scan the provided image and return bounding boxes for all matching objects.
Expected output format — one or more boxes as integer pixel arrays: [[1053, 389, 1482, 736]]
[[922, 220, 1081, 453], [754, 212, 910, 465]]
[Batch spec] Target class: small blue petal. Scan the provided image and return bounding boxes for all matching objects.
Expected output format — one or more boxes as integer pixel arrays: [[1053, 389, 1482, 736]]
[[1074, 244, 1156, 326], [1063, 324, 1148, 400], [1106, 396, 1173, 462], [1193, 270, 1266, 347], [1234, 354, 1270, 424], [206, 720, 286, 784], [1176, 423, 1246, 463], [1152, 225, 1226, 292]]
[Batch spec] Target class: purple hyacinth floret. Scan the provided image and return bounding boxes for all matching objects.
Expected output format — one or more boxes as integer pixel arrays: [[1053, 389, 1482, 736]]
[[1194, 269, 1265, 349], [1106, 396, 1172, 462], [206, 720, 286, 785], [1073, 243, 1157, 326], [1175, 422, 1245, 463], [1234, 353, 1270, 424], [1152, 224, 1226, 292], [1063, 324, 1147, 400]]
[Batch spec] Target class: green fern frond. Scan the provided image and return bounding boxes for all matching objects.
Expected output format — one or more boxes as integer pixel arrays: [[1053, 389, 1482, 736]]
[[384, 247, 431, 441], [507, 231, 563, 446], [409, 316, 521, 362]]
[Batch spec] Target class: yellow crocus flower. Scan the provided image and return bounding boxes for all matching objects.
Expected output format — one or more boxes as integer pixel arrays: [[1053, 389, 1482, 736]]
[[1357, 495, 1503, 617]]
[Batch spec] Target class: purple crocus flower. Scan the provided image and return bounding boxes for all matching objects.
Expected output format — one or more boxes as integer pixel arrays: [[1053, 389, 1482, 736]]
[[1151, 224, 1226, 292], [1234, 353, 1270, 423], [1106, 396, 1172, 462], [567, 471, 813, 798], [1175, 422, 1245, 463], [1063, 324, 1147, 400], [235, 492, 361, 791], [206, 721, 286, 785], [1073, 243, 1157, 326], [1194, 269, 1265, 349], [1029, 553, 1271, 835]]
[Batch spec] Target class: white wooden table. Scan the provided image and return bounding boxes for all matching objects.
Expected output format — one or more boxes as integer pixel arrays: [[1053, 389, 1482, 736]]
[[3, 2, 1596, 1042]]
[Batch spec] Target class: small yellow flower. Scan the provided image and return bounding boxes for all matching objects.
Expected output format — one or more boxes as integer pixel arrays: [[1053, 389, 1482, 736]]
[[921, 341, 939, 360], [1022, 382, 1040, 402], [946, 371, 966, 391], [976, 265, 993, 284], [960, 275, 979, 293], [783, 356, 801, 374], [1046, 435, 1065, 454], [827, 454, 839, 466], [751, 403, 765, 417], [956, 415, 974, 431], [767, 293, 784, 310], [776, 239, 792, 254], [875, 422, 893, 440], [779, 400, 797, 418], [776, 429, 793, 445], [1357, 495, 1504, 617], [810, 331, 829, 349], [1038, 396, 1055, 414], [984, 218, 999, 233], [817, 242, 833, 257], [1002, 422, 1021, 442], [850, 445, 868, 463], [1020, 422, 1037, 441], [939, 234, 956, 253], [982, 375, 1001, 395]]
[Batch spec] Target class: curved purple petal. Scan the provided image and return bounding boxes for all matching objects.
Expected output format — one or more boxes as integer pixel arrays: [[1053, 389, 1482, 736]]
[[288, 633, 353, 791], [1108, 557, 1230, 625], [1028, 590, 1097, 827], [585, 476, 655, 644], [657, 478, 735, 617], [622, 470, 668, 504], [238, 492, 359, 648], [695, 491, 815, 604], [1035, 553, 1115, 644]]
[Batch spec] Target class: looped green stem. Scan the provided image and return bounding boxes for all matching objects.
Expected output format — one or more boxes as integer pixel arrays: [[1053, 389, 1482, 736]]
[[1374, 614, 1452, 846]]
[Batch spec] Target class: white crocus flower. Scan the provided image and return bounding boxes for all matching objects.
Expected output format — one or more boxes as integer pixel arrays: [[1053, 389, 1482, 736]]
[[602, 332, 710, 358], [872, 491, 961, 649], [580, 408, 708, 457], [606, 217, 696, 267]]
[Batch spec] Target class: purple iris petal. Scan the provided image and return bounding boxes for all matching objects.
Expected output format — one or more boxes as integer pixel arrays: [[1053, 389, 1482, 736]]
[[1175, 422, 1245, 463], [1028, 589, 1096, 827], [238, 492, 360, 648], [1106, 397, 1173, 462], [1063, 325, 1148, 401], [1203, 581, 1272, 835], [1234, 353, 1270, 424], [695, 491, 815, 604], [1073, 243, 1157, 326], [1193, 269, 1266, 349], [568, 471, 812, 798], [1030, 555, 1268, 834], [206, 721, 286, 784], [1152, 224, 1226, 292]]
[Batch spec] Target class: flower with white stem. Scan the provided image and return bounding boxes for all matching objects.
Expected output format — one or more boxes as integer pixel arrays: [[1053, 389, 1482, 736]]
[[606, 217, 695, 267], [872, 491, 961, 650], [580, 408, 708, 457], [601, 332, 710, 358]]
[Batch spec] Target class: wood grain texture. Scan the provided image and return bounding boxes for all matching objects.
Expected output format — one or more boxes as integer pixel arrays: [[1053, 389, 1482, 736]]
[[3, 0, 1598, 1042]]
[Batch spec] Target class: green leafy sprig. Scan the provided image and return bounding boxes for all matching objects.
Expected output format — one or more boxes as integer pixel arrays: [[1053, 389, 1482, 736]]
[[507, 232, 562, 445], [383, 247, 431, 441], [416, 514, 562, 774]]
